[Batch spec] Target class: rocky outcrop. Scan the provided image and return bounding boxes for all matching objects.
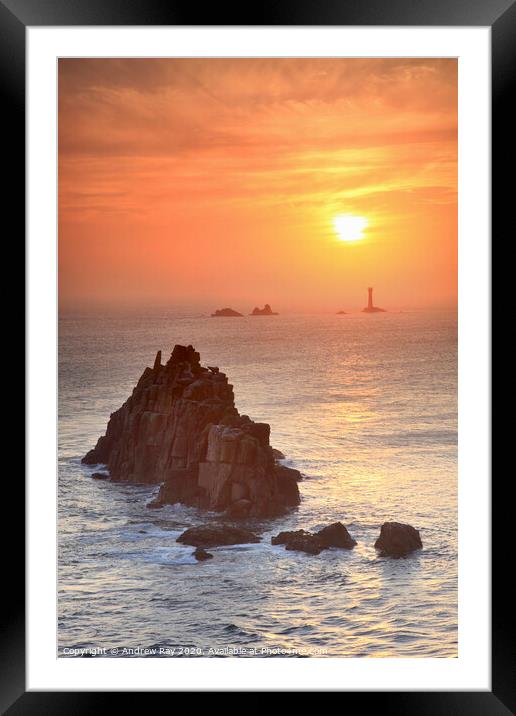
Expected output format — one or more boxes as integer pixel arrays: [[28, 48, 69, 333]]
[[272, 522, 356, 555], [211, 308, 243, 317], [374, 522, 422, 557], [177, 525, 260, 548], [82, 344, 300, 518], [250, 304, 278, 316], [316, 522, 357, 549]]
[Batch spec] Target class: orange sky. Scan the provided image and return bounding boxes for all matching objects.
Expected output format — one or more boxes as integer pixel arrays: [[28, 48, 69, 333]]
[[58, 58, 457, 312]]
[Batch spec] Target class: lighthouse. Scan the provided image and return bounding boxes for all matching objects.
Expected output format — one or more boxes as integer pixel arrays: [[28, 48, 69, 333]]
[[362, 286, 386, 313]]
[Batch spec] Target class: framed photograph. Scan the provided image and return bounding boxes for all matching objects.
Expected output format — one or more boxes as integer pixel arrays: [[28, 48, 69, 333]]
[[7, 0, 507, 708]]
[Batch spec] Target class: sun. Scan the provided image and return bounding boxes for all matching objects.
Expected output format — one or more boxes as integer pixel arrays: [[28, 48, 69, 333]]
[[333, 214, 368, 242]]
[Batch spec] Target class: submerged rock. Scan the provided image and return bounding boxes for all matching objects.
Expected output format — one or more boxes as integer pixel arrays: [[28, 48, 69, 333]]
[[91, 472, 110, 480], [271, 522, 356, 555], [193, 547, 214, 561], [374, 522, 422, 557], [177, 525, 260, 548], [82, 344, 300, 518]]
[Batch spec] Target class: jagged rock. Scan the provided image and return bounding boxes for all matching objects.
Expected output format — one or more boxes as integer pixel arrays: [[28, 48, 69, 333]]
[[374, 522, 422, 557], [272, 448, 286, 460], [211, 308, 244, 317], [82, 344, 300, 517], [271, 522, 356, 555], [193, 547, 214, 561], [250, 304, 278, 316], [177, 525, 260, 548], [91, 472, 110, 480]]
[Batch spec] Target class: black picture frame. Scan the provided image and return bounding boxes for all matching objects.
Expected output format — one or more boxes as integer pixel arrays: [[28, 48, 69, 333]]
[[6, 0, 507, 709]]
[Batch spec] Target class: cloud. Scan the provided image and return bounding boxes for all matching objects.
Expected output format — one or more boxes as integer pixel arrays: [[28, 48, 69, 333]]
[[59, 59, 456, 155], [59, 58, 457, 223]]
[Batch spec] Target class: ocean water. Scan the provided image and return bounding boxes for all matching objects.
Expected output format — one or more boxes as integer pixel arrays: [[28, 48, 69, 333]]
[[58, 310, 457, 658]]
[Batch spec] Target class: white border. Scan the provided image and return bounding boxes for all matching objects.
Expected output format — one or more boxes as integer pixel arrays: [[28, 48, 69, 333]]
[[27, 26, 490, 691]]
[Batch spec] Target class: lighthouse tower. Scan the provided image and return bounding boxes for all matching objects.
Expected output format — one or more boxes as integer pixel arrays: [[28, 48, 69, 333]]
[[362, 286, 386, 313]]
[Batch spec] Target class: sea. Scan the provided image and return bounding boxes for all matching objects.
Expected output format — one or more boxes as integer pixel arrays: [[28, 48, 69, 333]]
[[58, 309, 457, 658]]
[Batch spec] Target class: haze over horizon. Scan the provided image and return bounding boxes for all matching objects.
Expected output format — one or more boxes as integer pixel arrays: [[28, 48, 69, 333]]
[[59, 58, 457, 312]]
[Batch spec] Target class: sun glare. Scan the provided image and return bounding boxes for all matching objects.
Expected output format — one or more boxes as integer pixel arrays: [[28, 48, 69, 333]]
[[333, 215, 368, 242]]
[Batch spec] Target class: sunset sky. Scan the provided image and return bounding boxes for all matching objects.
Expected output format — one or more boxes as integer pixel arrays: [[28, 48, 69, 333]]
[[59, 58, 457, 312]]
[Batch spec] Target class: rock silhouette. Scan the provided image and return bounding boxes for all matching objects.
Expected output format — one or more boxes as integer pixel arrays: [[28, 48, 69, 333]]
[[211, 308, 243, 317], [250, 304, 278, 316], [374, 522, 422, 557], [82, 344, 300, 517]]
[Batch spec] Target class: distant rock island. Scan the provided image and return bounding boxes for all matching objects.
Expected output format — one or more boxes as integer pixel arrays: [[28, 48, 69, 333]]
[[211, 307, 243, 317], [336, 310, 347, 315], [362, 287, 386, 313], [250, 304, 278, 316], [82, 344, 300, 518]]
